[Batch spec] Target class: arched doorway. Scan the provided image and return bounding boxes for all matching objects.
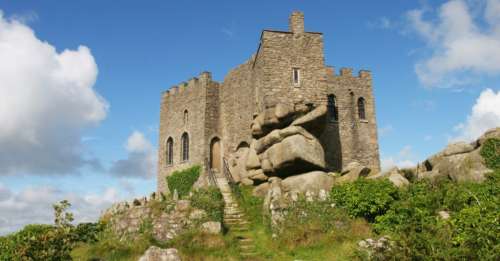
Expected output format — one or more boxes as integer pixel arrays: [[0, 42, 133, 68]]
[[210, 137, 222, 172]]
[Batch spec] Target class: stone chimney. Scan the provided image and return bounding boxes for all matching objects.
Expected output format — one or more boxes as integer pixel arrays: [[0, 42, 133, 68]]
[[289, 11, 304, 34]]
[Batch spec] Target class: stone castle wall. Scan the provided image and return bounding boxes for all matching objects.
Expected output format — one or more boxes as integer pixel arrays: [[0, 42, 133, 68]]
[[157, 12, 381, 193], [157, 72, 213, 193], [220, 58, 256, 154], [324, 68, 380, 172]]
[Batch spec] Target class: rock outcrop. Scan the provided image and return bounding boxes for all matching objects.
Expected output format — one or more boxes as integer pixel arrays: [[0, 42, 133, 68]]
[[229, 103, 327, 184], [139, 246, 181, 261], [416, 127, 499, 183], [102, 196, 213, 242]]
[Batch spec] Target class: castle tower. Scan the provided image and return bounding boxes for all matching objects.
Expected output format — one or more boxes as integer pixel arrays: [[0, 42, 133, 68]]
[[157, 11, 381, 194]]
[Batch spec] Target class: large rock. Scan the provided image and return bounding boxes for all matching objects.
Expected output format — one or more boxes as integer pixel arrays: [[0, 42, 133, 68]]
[[388, 172, 409, 187], [336, 162, 371, 184], [476, 127, 500, 146], [139, 246, 181, 261], [266, 134, 325, 176], [442, 142, 475, 156], [281, 171, 334, 195], [437, 150, 490, 182], [252, 182, 270, 197], [291, 105, 327, 128], [244, 143, 261, 171], [368, 167, 409, 187], [417, 127, 499, 183], [201, 221, 222, 234]]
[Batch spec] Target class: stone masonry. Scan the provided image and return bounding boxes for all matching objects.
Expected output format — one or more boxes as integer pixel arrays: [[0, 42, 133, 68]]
[[157, 11, 381, 193]]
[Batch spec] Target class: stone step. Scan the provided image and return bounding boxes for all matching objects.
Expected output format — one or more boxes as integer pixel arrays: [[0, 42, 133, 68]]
[[240, 240, 255, 247], [240, 245, 255, 250], [230, 226, 249, 232], [224, 211, 243, 215], [240, 252, 258, 257]]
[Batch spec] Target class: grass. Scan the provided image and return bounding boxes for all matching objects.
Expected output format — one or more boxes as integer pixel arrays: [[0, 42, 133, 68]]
[[72, 185, 372, 260]]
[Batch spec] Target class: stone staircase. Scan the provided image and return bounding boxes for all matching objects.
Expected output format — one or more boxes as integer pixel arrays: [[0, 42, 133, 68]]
[[214, 171, 257, 259]]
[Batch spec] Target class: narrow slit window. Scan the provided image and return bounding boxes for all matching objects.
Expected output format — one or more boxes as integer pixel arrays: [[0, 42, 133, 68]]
[[181, 133, 189, 161], [358, 97, 366, 120], [293, 68, 300, 86], [166, 137, 173, 165], [183, 110, 188, 125]]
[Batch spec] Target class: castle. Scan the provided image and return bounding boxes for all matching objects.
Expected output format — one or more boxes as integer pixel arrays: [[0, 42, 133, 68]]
[[157, 12, 380, 193]]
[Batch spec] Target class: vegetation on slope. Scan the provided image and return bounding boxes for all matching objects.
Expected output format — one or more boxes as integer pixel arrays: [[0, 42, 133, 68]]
[[166, 165, 201, 198], [2, 138, 499, 260]]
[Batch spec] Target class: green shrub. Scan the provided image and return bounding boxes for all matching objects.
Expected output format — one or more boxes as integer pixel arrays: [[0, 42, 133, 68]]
[[191, 187, 224, 222], [374, 172, 500, 260], [0, 224, 75, 261], [480, 138, 500, 170], [330, 178, 399, 221], [74, 222, 104, 244], [166, 165, 201, 198]]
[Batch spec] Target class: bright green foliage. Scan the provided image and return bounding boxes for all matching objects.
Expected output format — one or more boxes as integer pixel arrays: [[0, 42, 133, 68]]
[[53, 200, 74, 229], [190, 187, 224, 222], [0, 224, 75, 261], [330, 179, 399, 221], [166, 165, 201, 198], [234, 186, 264, 226], [480, 138, 500, 170], [0, 200, 104, 261], [74, 222, 104, 244], [374, 171, 500, 260]]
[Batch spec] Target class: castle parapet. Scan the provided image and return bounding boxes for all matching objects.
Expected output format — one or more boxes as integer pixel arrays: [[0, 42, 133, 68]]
[[358, 70, 371, 79], [340, 67, 353, 76]]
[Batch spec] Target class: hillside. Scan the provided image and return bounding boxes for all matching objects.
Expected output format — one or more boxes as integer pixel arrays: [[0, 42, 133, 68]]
[[1, 128, 499, 261]]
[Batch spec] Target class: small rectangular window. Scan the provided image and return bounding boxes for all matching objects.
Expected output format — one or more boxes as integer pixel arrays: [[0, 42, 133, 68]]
[[293, 68, 300, 86]]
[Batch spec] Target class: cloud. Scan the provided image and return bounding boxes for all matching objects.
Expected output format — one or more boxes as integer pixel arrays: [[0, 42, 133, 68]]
[[381, 145, 417, 171], [0, 183, 121, 235], [109, 131, 156, 179], [407, 0, 500, 87], [453, 88, 500, 141], [0, 11, 108, 175]]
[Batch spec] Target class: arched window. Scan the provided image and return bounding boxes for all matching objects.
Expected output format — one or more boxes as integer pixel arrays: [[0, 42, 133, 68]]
[[358, 97, 366, 120], [183, 110, 188, 125], [181, 132, 189, 161], [166, 137, 173, 165], [327, 94, 338, 122]]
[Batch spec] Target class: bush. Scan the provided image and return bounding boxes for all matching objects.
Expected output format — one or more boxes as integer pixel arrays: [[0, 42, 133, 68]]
[[74, 222, 104, 244], [191, 187, 224, 222], [480, 138, 500, 170], [330, 179, 399, 221], [166, 165, 201, 198], [374, 172, 500, 260], [0, 224, 75, 261]]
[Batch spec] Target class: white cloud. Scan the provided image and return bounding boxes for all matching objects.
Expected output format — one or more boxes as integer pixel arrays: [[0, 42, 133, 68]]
[[0, 10, 108, 175], [408, 0, 500, 87], [0, 184, 121, 235], [381, 145, 417, 171], [453, 88, 500, 141], [109, 131, 156, 179]]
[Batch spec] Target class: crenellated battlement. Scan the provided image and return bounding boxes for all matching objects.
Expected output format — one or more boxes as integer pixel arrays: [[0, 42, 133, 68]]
[[325, 66, 372, 81], [162, 71, 215, 99]]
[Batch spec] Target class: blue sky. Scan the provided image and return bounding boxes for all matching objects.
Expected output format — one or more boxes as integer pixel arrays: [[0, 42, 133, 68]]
[[0, 0, 499, 234]]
